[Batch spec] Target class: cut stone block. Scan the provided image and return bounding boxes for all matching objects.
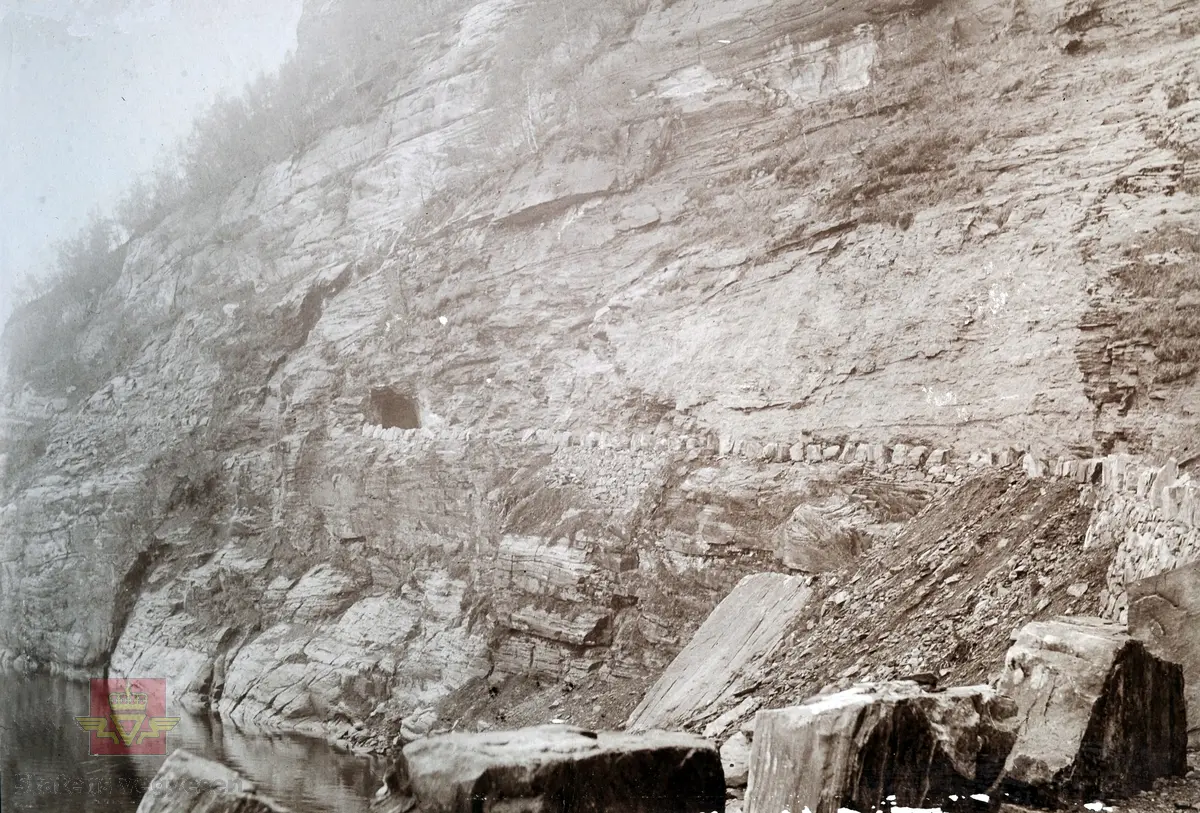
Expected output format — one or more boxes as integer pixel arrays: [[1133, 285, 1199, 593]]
[[744, 682, 1017, 813], [1129, 562, 1200, 747], [384, 724, 724, 813], [998, 616, 1187, 805]]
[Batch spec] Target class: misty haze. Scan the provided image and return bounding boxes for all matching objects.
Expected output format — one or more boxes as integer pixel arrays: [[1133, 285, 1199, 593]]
[[2, 0, 1200, 812]]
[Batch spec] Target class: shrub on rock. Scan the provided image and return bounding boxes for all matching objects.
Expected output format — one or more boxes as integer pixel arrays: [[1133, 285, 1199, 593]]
[[379, 724, 724, 813], [998, 616, 1187, 805], [744, 681, 1017, 813]]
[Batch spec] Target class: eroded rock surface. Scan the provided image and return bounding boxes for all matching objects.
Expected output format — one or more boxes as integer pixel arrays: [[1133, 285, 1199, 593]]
[[380, 724, 723, 813], [626, 572, 811, 734], [136, 750, 291, 813], [744, 681, 1017, 813], [998, 617, 1187, 804]]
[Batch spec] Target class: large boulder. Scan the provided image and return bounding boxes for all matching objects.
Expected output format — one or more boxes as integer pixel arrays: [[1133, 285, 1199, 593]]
[[744, 681, 1017, 813], [379, 724, 724, 813], [626, 573, 811, 733], [998, 616, 1187, 804], [136, 749, 292, 813], [1128, 561, 1200, 746]]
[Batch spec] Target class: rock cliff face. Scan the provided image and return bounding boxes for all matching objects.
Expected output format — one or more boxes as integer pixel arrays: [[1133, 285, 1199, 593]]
[[3, 0, 1200, 741]]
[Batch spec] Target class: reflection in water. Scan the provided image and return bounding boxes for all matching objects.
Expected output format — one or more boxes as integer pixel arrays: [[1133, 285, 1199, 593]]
[[0, 672, 382, 813]]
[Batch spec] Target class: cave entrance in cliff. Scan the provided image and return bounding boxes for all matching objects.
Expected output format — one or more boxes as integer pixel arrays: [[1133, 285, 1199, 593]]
[[368, 388, 421, 429]]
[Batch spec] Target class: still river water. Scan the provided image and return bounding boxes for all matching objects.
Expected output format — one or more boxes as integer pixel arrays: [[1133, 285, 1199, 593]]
[[0, 672, 384, 812]]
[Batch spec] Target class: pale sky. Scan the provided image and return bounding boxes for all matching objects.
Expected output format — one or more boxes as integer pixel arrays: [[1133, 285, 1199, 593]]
[[0, 0, 303, 320]]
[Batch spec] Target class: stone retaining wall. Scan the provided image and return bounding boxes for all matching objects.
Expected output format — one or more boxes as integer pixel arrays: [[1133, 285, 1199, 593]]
[[356, 417, 1200, 624], [357, 417, 1119, 486], [1087, 456, 1200, 624]]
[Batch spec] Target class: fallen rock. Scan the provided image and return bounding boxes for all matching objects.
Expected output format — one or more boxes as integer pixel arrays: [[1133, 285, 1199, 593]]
[[998, 616, 1187, 805], [1128, 564, 1200, 747], [381, 724, 723, 813], [626, 573, 811, 732], [136, 749, 291, 813], [744, 681, 1017, 813], [721, 731, 751, 788]]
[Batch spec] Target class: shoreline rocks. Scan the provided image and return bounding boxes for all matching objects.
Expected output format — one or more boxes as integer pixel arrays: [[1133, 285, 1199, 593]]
[[136, 750, 292, 813]]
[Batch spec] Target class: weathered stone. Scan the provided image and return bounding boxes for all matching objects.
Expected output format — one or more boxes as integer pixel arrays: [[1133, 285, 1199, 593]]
[[745, 682, 1017, 813], [970, 450, 994, 468], [906, 446, 929, 468], [280, 564, 360, 622], [998, 616, 1187, 805], [773, 505, 865, 573], [806, 444, 822, 463], [721, 731, 751, 788], [1137, 468, 1156, 498], [136, 750, 290, 813], [627, 573, 811, 732], [789, 442, 805, 462], [384, 725, 723, 813], [1021, 454, 1046, 478], [926, 449, 948, 467], [1150, 459, 1179, 505], [1074, 458, 1101, 484], [822, 445, 840, 460], [1129, 562, 1200, 747]]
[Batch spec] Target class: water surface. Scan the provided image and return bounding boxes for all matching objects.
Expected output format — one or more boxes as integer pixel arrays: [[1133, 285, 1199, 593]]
[[0, 672, 382, 812]]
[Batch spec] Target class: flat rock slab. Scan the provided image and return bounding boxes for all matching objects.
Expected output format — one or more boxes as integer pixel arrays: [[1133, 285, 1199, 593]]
[[385, 724, 724, 813], [626, 572, 811, 732], [1129, 561, 1200, 746], [998, 616, 1187, 804], [745, 681, 1017, 813], [136, 749, 291, 813]]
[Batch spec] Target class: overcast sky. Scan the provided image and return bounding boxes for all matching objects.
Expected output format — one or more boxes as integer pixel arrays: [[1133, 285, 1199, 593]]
[[0, 0, 303, 321]]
